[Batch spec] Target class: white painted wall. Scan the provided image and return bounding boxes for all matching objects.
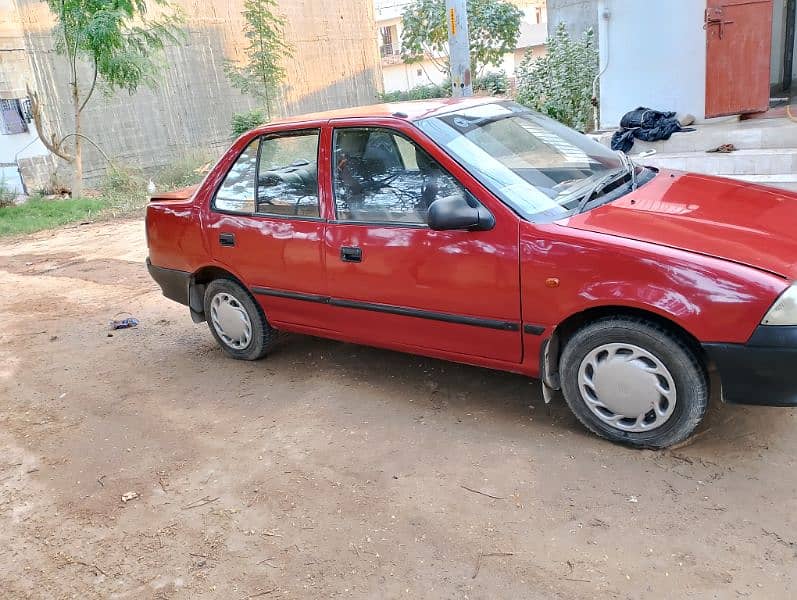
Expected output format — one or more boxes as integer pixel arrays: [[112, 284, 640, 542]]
[[0, 124, 48, 194], [771, 0, 796, 88], [599, 0, 707, 128], [772, 0, 785, 85], [382, 60, 448, 92]]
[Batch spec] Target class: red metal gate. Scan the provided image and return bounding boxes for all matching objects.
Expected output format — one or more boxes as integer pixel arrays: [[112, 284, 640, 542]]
[[705, 0, 773, 117]]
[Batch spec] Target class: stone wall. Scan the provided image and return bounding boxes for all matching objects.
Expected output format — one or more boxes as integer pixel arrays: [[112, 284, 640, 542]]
[[12, 0, 382, 185], [16, 153, 57, 195]]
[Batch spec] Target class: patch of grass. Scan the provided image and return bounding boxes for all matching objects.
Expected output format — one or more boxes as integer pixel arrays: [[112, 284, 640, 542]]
[[155, 149, 215, 191], [0, 175, 16, 208], [101, 166, 148, 216], [0, 151, 221, 238], [0, 197, 105, 237]]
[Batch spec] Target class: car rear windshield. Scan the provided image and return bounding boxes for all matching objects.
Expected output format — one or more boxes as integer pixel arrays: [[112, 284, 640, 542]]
[[416, 101, 629, 222]]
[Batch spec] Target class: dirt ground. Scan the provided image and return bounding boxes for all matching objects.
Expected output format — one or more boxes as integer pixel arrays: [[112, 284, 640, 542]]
[[0, 219, 795, 599]]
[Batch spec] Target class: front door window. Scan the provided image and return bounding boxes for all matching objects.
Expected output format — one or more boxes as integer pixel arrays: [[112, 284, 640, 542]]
[[332, 127, 466, 225]]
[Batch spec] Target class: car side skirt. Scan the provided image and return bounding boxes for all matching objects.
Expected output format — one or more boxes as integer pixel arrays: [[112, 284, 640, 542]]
[[251, 286, 529, 333], [270, 319, 534, 376]]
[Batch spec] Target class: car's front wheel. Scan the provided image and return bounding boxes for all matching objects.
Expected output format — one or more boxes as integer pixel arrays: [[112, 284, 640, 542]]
[[203, 279, 276, 360], [559, 317, 708, 449]]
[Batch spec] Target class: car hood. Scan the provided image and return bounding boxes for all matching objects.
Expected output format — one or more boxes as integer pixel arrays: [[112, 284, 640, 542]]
[[564, 170, 797, 279]]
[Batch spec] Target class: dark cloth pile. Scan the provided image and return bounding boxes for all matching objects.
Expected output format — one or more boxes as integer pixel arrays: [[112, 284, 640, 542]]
[[610, 107, 694, 153]]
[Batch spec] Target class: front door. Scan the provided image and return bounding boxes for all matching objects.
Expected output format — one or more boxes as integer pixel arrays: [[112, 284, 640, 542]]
[[323, 123, 522, 363], [705, 0, 773, 117], [204, 129, 329, 329]]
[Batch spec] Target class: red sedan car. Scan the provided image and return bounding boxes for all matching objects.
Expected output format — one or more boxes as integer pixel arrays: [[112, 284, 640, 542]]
[[146, 97, 797, 449]]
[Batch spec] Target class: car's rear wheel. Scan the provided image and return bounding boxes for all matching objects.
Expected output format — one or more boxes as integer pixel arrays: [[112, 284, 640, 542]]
[[203, 279, 276, 360], [559, 317, 708, 449]]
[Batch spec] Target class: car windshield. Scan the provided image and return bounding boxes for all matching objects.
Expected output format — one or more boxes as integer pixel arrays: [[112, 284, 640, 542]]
[[416, 101, 630, 222]]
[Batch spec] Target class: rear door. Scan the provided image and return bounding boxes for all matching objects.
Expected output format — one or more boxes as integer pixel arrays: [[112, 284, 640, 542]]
[[204, 127, 330, 329], [322, 120, 522, 363], [705, 0, 773, 117]]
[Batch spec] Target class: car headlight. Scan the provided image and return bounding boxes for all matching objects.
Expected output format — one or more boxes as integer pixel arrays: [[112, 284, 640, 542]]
[[762, 285, 797, 325]]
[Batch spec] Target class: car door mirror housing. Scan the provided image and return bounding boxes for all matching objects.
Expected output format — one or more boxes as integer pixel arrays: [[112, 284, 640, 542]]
[[427, 193, 495, 231]]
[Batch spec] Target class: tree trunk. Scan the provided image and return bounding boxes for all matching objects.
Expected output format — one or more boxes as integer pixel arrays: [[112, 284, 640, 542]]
[[264, 88, 272, 122], [72, 86, 83, 198]]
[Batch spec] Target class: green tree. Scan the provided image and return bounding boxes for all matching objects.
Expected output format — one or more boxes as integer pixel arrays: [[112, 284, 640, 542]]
[[400, 0, 522, 78], [224, 0, 293, 122], [516, 24, 598, 131], [29, 0, 183, 198]]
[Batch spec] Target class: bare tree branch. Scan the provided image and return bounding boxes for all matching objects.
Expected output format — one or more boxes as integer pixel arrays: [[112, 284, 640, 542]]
[[26, 84, 73, 162], [78, 56, 98, 114]]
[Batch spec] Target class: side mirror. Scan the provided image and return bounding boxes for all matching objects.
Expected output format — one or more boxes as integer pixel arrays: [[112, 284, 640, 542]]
[[427, 193, 495, 232]]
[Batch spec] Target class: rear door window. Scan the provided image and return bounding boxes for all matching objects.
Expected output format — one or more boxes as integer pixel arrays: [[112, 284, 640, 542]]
[[213, 130, 320, 218]]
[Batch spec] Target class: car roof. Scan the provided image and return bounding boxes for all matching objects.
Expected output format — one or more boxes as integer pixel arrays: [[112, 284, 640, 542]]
[[266, 96, 500, 127]]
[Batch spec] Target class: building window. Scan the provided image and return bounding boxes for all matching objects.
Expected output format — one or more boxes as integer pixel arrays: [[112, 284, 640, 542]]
[[535, 7, 542, 24], [380, 26, 397, 57], [0, 99, 29, 135], [21, 98, 32, 123]]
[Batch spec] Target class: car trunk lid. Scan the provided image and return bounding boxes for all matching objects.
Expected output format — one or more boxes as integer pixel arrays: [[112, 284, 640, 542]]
[[149, 184, 200, 203]]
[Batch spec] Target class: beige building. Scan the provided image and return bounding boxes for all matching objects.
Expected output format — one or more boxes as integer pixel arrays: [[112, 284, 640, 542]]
[[0, 0, 382, 193], [375, 0, 548, 93]]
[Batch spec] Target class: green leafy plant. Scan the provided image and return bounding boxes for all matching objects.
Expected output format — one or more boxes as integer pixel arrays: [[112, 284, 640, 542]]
[[378, 82, 451, 102], [29, 0, 184, 199], [231, 109, 267, 137], [473, 71, 509, 95], [400, 0, 522, 77], [516, 23, 598, 131], [224, 0, 292, 121]]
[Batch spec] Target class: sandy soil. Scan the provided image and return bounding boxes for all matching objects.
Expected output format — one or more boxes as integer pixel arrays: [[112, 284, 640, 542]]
[[0, 219, 795, 599]]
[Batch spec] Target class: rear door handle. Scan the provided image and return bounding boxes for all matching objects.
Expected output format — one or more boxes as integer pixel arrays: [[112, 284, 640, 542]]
[[340, 246, 362, 263], [219, 232, 236, 247]]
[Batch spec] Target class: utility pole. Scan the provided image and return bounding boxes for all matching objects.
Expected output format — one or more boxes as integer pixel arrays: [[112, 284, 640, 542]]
[[446, 0, 472, 97]]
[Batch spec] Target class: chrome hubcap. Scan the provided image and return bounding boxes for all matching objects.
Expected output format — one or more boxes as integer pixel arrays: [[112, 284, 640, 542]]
[[578, 343, 676, 432], [210, 292, 252, 350]]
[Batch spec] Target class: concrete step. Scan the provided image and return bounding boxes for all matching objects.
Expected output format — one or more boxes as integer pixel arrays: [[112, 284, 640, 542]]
[[725, 174, 797, 193], [595, 117, 797, 154], [639, 148, 797, 177]]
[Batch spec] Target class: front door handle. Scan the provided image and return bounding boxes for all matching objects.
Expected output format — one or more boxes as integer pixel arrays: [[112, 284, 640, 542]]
[[219, 232, 236, 247], [340, 246, 362, 263]]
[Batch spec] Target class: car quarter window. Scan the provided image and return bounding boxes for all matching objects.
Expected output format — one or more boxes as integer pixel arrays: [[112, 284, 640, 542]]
[[333, 127, 465, 225], [214, 130, 321, 218]]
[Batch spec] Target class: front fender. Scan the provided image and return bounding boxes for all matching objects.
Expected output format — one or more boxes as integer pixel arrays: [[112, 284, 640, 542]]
[[521, 223, 786, 345]]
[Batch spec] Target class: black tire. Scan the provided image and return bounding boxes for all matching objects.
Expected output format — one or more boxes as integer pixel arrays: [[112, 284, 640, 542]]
[[559, 317, 708, 449], [203, 278, 276, 361]]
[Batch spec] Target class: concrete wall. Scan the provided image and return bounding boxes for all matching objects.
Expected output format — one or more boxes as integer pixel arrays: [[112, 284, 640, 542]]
[[12, 0, 382, 185], [0, 0, 30, 99], [599, 0, 707, 128], [547, 0, 598, 38]]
